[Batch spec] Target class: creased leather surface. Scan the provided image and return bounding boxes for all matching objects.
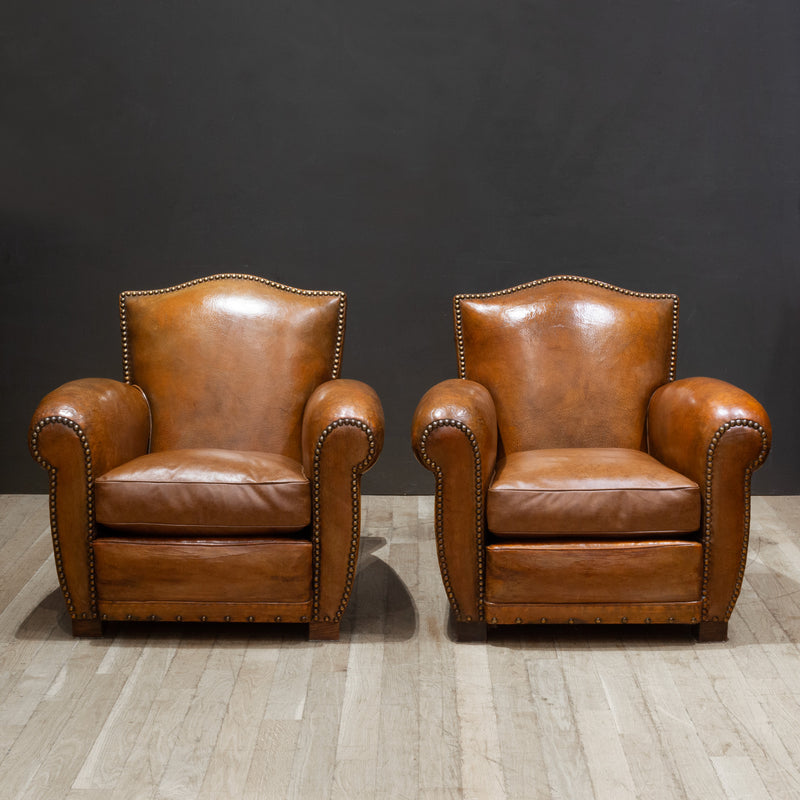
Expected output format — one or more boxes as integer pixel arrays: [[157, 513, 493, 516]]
[[96, 448, 310, 534], [486, 540, 703, 604], [94, 537, 312, 602], [124, 278, 342, 460], [458, 280, 674, 452], [487, 448, 700, 535]]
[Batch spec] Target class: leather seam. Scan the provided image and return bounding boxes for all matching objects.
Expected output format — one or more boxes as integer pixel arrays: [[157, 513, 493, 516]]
[[96, 479, 309, 486], [97, 539, 311, 546], [96, 524, 310, 532], [487, 486, 699, 493]]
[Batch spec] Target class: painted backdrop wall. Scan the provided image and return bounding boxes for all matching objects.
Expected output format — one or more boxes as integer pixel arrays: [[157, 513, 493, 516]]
[[3, 2, 799, 495]]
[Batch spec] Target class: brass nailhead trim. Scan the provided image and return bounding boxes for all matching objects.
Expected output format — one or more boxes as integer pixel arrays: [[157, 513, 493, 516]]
[[311, 418, 379, 623], [453, 276, 679, 382], [30, 416, 98, 621], [119, 273, 347, 384], [418, 418, 486, 622], [701, 419, 770, 622]]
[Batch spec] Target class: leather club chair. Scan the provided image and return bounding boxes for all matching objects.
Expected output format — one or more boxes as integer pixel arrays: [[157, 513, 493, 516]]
[[412, 276, 770, 642], [30, 274, 384, 640]]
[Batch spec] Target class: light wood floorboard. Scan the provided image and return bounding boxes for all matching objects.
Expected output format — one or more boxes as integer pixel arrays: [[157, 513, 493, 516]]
[[1, 494, 800, 799]]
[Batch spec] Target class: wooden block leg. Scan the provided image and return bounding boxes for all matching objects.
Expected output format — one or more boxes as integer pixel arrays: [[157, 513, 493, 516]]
[[695, 621, 728, 642], [455, 620, 488, 642], [309, 621, 340, 640], [72, 618, 104, 637]]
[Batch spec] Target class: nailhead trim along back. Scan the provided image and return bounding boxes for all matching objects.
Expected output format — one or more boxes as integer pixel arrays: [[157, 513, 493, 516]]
[[119, 273, 347, 384], [453, 275, 679, 382]]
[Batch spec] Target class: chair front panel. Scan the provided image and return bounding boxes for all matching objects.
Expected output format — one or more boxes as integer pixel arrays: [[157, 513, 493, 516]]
[[121, 275, 345, 460], [456, 277, 677, 452]]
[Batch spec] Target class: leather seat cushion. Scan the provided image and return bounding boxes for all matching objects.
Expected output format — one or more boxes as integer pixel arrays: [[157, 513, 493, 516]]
[[487, 448, 701, 536], [95, 449, 311, 535]]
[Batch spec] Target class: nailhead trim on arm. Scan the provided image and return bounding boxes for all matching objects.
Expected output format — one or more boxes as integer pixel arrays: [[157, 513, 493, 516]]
[[417, 418, 486, 622], [119, 273, 347, 384], [30, 416, 98, 621], [311, 418, 380, 623], [701, 419, 770, 622]]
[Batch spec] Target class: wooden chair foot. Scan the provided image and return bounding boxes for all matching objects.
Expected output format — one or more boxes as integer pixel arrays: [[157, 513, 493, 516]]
[[695, 621, 728, 642], [72, 618, 104, 637], [455, 620, 487, 642], [309, 621, 340, 640]]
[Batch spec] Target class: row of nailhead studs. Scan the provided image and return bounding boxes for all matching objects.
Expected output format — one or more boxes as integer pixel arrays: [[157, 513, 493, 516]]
[[311, 418, 379, 623], [103, 613, 305, 623], [419, 418, 485, 623], [30, 416, 98, 621], [453, 275, 680, 382], [489, 616, 697, 625], [118, 274, 347, 383], [702, 419, 770, 622]]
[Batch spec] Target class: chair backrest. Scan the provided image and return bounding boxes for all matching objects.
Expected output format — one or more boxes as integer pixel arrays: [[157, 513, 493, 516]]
[[120, 274, 345, 460], [455, 276, 677, 452]]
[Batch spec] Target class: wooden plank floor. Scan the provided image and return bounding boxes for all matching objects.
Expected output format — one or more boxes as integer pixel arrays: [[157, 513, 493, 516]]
[[1, 494, 800, 799]]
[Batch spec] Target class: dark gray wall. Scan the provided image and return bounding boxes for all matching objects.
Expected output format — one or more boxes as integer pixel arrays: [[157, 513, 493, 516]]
[[3, 2, 799, 495]]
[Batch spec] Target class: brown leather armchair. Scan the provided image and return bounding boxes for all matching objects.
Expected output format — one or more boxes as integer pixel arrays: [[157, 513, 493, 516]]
[[412, 276, 770, 642], [30, 274, 384, 640]]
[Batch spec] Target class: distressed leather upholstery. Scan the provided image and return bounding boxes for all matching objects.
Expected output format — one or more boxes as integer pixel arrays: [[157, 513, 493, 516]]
[[30, 274, 384, 639], [95, 449, 311, 535], [488, 448, 701, 536], [412, 276, 770, 641]]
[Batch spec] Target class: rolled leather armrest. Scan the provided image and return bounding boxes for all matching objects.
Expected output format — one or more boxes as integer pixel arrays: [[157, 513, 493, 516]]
[[30, 378, 151, 476], [411, 378, 498, 623], [648, 376, 771, 623], [28, 378, 151, 623], [301, 379, 384, 624]]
